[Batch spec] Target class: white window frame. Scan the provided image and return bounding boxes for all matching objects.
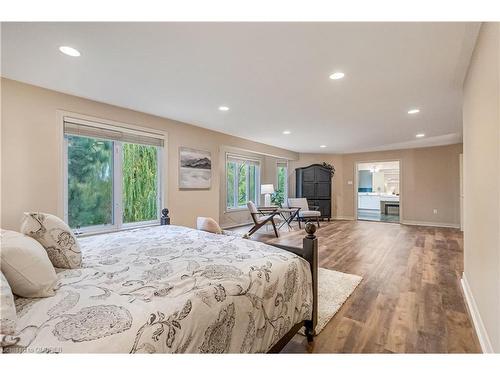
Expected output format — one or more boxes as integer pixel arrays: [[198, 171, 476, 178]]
[[62, 116, 165, 235], [276, 161, 289, 200], [225, 154, 261, 211]]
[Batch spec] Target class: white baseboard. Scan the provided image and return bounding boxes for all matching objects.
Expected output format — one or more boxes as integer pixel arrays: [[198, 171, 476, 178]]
[[224, 218, 459, 229], [400, 220, 460, 229], [461, 273, 494, 353], [221, 221, 253, 230]]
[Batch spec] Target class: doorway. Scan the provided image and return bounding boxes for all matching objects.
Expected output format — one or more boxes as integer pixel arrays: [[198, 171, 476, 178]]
[[356, 161, 401, 223]]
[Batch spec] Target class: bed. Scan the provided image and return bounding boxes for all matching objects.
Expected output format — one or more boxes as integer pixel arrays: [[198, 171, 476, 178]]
[[5, 224, 318, 353]]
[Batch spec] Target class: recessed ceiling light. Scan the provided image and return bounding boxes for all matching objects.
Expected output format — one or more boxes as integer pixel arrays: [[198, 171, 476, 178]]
[[282, 130, 291, 135], [59, 46, 81, 57], [320, 145, 327, 148], [218, 106, 230, 111], [416, 133, 425, 138], [329, 72, 345, 80], [408, 108, 420, 114]]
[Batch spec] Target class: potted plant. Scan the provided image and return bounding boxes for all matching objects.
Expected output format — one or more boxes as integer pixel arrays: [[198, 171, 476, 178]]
[[271, 189, 285, 207]]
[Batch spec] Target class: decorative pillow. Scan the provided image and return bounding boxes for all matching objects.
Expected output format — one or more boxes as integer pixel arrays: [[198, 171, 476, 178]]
[[0, 230, 57, 297], [196, 217, 223, 234], [20, 212, 82, 269], [0, 272, 17, 336]]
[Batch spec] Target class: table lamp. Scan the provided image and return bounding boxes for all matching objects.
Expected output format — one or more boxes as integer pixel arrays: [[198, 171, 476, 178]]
[[261, 184, 274, 207]]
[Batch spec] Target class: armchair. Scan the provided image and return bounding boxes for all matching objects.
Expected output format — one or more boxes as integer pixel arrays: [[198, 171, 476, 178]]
[[287, 198, 321, 228], [246, 201, 281, 237]]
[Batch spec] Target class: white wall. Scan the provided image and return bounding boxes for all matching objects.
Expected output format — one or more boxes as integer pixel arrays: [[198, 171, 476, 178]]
[[0, 78, 298, 231], [290, 144, 463, 226], [462, 22, 500, 353]]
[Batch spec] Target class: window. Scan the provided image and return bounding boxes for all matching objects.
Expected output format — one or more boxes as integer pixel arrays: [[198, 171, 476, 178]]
[[226, 154, 260, 209], [64, 117, 164, 233], [276, 161, 288, 200], [66, 136, 114, 228]]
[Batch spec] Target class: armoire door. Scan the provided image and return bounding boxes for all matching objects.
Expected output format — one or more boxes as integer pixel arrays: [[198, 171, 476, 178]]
[[302, 167, 315, 182], [315, 167, 331, 182], [317, 200, 331, 217], [302, 182, 316, 199], [316, 182, 331, 199]]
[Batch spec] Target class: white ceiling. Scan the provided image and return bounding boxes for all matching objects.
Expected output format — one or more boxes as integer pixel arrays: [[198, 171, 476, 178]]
[[1, 22, 480, 153]]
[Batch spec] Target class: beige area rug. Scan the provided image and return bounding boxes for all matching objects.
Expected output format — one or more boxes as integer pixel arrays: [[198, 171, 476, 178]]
[[300, 267, 362, 335]]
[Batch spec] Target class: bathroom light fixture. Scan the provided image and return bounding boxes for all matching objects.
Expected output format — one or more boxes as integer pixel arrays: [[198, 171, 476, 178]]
[[329, 72, 345, 80], [282, 130, 291, 135], [59, 46, 81, 57], [416, 133, 425, 138], [320, 145, 327, 148], [218, 106, 230, 111], [408, 108, 420, 114]]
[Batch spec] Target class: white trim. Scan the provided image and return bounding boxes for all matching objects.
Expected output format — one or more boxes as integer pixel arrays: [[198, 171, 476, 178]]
[[156, 146, 164, 221], [225, 207, 248, 212], [56, 111, 66, 219], [74, 223, 118, 235], [122, 219, 160, 229], [63, 115, 166, 140], [400, 220, 460, 229], [114, 141, 123, 229], [332, 217, 459, 228], [77, 223, 161, 238], [459, 153, 464, 232], [461, 273, 494, 353], [226, 152, 261, 164], [63, 136, 69, 223], [221, 221, 254, 230], [224, 146, 295, 161]]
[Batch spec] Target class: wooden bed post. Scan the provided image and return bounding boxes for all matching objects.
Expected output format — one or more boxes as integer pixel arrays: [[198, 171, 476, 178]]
[[266, 222, 318, 352], [303, 222, 318, 342]]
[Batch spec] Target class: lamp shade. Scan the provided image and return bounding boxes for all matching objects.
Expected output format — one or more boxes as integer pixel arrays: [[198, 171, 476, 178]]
[[261, 184, 274, 194]]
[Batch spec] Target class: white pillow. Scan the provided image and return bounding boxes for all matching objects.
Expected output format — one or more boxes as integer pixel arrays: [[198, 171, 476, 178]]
[[196, 217, 223, 234], [0, 230, 57, 297], [20, 212, 82, 269], [0, 272, 17, 336]]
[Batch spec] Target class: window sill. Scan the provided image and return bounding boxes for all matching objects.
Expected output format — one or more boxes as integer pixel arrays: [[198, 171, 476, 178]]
[[225, 207, 250, 213], [76, 222, 160, 238]]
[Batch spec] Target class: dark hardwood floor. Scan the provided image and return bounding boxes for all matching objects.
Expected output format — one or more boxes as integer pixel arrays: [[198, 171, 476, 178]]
[[233, 220, 481, 353]]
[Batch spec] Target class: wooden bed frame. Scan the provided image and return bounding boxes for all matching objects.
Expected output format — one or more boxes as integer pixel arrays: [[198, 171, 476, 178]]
[[267, 222, 318, 353], [164, 211, 318, 353]]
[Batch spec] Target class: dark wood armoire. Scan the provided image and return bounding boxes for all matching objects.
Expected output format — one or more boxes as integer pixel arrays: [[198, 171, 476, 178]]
[[295, 164, 332, 220]]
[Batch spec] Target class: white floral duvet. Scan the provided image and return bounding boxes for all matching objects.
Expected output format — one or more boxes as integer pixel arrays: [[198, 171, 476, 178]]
[[6, 225, 312, 353]]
